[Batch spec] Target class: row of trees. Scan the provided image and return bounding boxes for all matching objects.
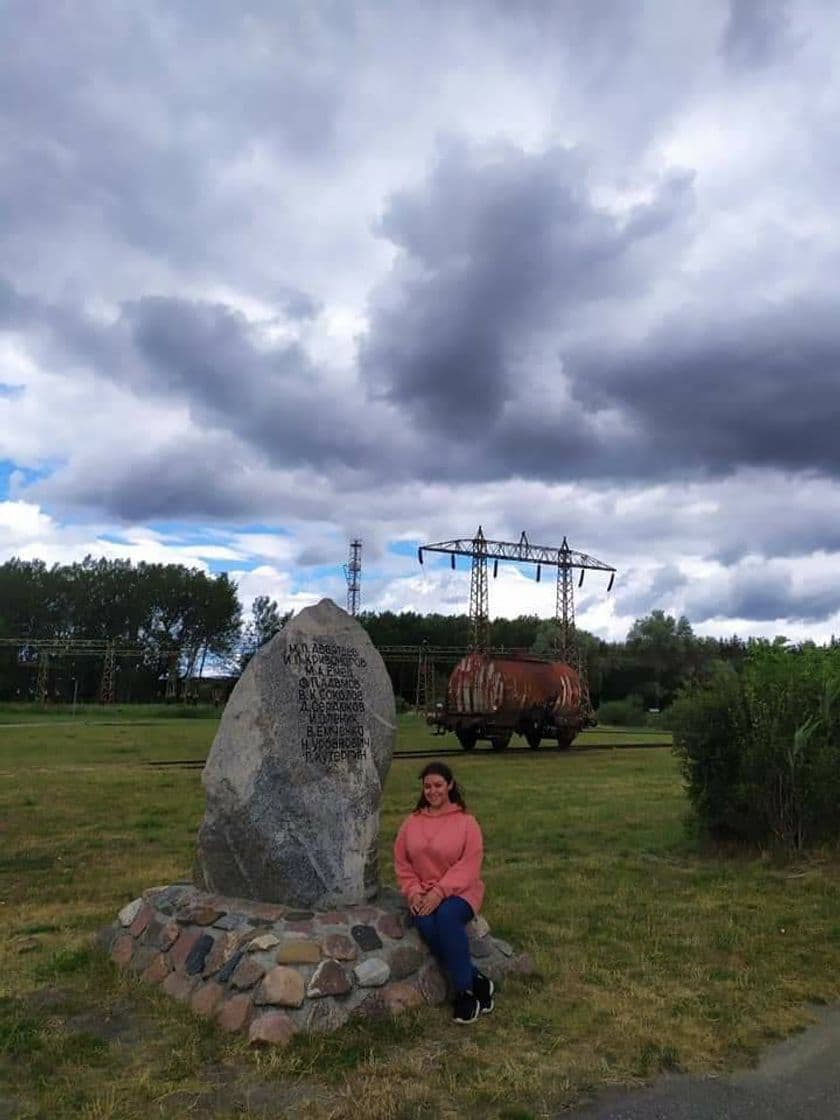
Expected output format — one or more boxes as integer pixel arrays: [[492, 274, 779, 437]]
[[0, 557, 247, 702], [0, 555, 778, 706], [360, 608, 752, 712]]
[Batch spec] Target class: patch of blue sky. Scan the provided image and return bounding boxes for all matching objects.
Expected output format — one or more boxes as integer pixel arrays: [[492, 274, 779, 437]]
[[139, 522, 295, 572], [228, 523, 293, 537], [387, 539, 421, 558], [294, 562, 345, 584], [0, 383, 24, 400], [0, 461, 14, 498], [146, 520, 293, 539], [88, 526, 245, 575], [206, 556, 248, 575], [0, 459, 54, 499], [416, 547, 470, 571]]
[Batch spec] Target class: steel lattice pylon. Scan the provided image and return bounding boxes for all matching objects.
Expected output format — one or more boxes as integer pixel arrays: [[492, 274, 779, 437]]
[[36, 652, 50, 706], [2, 638, 183, 706], [99, 642, 116, 704], [468, 527, 490, 650], [555, 537, 576, 665], [414, 641, 434, 710], [418, 527, 616, 663], [344, 539, 362, 617]]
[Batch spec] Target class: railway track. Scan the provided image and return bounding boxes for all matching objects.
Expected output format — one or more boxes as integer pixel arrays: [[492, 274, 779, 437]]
[[148, 740, 670, 769]]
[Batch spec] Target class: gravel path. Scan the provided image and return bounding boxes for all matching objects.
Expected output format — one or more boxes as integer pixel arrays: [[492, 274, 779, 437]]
[[563, 1006, 840, 1120]]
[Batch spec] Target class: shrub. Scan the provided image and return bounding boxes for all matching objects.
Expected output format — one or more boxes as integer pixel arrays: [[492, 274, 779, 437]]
[[596, 695, 647, 727], [672, 644, 840, 850], [669, 664, 748, 839]]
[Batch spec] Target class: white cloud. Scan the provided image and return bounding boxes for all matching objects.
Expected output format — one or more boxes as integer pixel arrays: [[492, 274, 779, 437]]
[[3, 1, 840, 642], [232, 564, 323, 619]]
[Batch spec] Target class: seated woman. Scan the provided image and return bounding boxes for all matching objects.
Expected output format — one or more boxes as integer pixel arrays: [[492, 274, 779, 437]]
[[393, 761, 494, 1024]]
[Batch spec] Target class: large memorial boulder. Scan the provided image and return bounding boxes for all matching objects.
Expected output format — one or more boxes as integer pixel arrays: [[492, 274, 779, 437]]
[[195, 598, 396, 908]]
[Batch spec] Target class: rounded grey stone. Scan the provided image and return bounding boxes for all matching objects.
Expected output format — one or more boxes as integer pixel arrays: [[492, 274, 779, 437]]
[[353, 958, 391, 988], [492, 937, 515, 957], [195, 600, 396, 908], [118, 898, 143, 927]]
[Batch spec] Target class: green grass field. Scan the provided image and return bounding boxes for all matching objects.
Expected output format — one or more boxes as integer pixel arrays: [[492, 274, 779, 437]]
[[2, 711, 839, 1119], [0, 701, 221, 725]]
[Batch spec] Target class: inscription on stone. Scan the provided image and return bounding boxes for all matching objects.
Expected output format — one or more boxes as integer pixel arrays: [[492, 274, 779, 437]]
[[195, 598, 396, 907], [291, 641, 370, 766]]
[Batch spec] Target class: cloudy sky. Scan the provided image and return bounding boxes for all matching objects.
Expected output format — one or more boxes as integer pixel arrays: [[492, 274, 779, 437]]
[[2, 0, 840, 642]]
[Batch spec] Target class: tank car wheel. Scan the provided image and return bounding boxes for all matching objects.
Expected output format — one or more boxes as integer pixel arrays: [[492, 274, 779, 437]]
[[456, 729, 478, 751], [525, 731, 542, 750], [556, 732, 574, 751], [490, 733, 512, 752]]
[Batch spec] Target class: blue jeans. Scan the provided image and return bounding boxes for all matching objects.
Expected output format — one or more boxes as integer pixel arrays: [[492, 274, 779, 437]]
[[413, 896, 475, 993]]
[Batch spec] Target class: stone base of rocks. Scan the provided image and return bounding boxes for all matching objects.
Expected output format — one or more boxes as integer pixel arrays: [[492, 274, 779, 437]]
[[101, 883, 536, 1047]]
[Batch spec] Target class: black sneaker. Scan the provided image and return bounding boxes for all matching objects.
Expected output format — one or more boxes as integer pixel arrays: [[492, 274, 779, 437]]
[[452, 990, 480, 1024], [473, 970, 495, 1015]]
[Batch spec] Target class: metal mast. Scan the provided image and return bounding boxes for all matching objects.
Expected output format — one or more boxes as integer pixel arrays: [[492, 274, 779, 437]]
[[99, 641, 116, 704], [344, 539, 362, 617], [555, 537, 576, 664], [36, 651, 50, 706], [418, 527, 616, 659], [468, 526, 490, 650], [414, 640, 434, 711]]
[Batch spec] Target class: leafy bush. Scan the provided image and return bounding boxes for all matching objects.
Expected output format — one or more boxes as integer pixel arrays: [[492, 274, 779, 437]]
[[596, 695, 647, 727], [669, 664, 747, 838], [671, 644, 840, 850]]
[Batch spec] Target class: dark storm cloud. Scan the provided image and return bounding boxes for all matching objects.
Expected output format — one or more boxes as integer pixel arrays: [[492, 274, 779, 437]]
[[121, 296, 397, 476], [686, 567, 840, 624], [0, 1, 348, 299], [5, 0, 840, 642], [7, 114, 840, 512], [295, 544, 338, 566], [356, 136, 840, 489], [360, 142, 694, 434], [60, 442, 266, 523], [613, 565, 689, 617], [722, 0, 792, 68], [277, 288, 323, 321], [0, 278, 37, 328], [31, 434, 338, 524], [0, 281, 376, 475], [574, 299, 840, 478]]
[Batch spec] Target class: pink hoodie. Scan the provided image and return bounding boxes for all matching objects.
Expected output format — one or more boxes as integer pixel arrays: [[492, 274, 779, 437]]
[[393, 802, 485, 915]]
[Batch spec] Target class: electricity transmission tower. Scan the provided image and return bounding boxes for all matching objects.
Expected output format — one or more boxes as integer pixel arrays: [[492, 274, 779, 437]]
[[344, 539, 362, 616], [414, 640, 434, 711], [0, 637, 181, 706], [99, 642, 116, 704], [418, 526, 616, 660]]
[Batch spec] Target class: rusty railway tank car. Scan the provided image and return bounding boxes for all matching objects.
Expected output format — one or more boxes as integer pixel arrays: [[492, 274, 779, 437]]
[[430, 651, 590, 751]]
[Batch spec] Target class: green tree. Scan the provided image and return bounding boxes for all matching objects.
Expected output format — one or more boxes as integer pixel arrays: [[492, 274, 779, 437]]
[[626, 610, 697, 707], [240, 595, 291, 668], [0, 557, 242, 701]]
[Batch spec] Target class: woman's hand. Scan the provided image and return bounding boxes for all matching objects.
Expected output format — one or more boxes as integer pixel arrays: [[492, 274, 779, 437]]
[[413, 886, 443, 916], [408, 890, 425, 914]]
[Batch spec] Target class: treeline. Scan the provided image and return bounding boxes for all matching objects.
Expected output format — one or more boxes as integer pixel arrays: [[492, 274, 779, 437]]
[[0, 557, 242, 702], [0, 555, 772, 707], [359, 608, 750, 713]]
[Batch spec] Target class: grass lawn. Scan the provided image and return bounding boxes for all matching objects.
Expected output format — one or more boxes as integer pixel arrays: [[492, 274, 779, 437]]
[[1, 713, 839, 1119], [0, 701, 221, 725]]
